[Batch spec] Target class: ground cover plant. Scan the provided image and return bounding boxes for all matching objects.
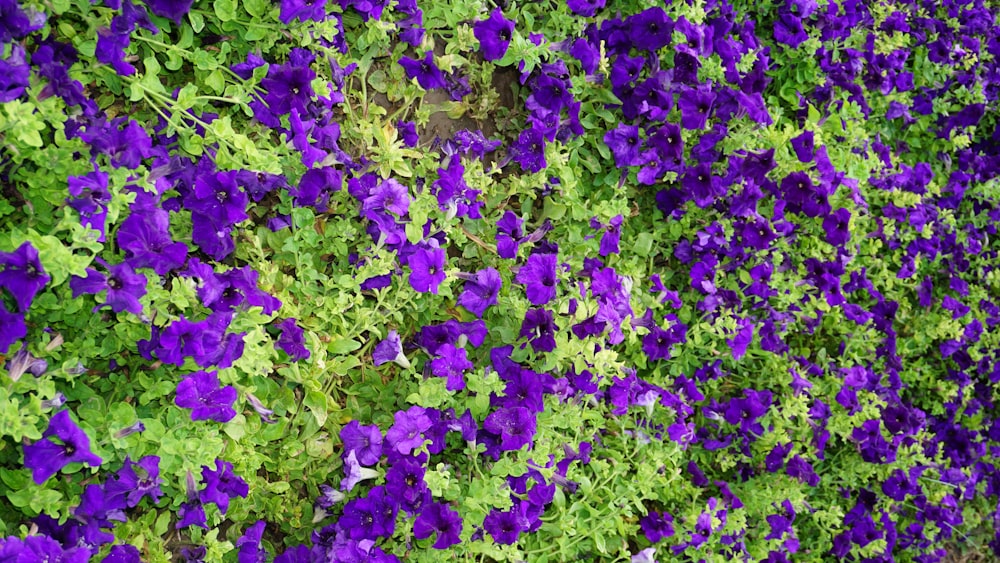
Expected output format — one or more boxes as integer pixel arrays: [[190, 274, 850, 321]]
[[2, 0, 1000, 560]]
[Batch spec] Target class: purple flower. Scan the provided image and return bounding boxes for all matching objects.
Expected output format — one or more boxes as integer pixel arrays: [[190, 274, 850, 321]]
[[566, 0, 604, 17], [104, 455, 163, 508], [413, 502, 462, 549], [23, 410, 103, 484], [626, 7, 673, 51], [385, 406, 433, 455], [142, 0, 194, 23], [385, 455, 428, 513], [457, 267, 502, 317], [104, 545, 142, 563], [70, 261, 147, 315], [0, 305, 26, 354], [117, 195, 188, 275], [790, 130, 814, 163], [605, 124, 644, 168], [236, 521, 268, 563], [339, 485, 398, 540], [279, 0, 326, 23], [496, 211, 524, 259], [677, 86, 716, 130], [341, 450, 380, 491], [483, 507, 527, 545], [511, 127, 547, 173], [275, 318, 310, 361], [199, 458, 249, 515], [5, 343, 47, 381], [373, 330, 410, 368], [519, 308, 558, 353], [474, 8, 515, 61], [175, 371, 238, 423], [484, 407, 535, 451], [515, 252, 558, 305], [429, 344, 473, 391], [640, 510, 675, 543], [408, 247, 446, 294], [363, 178, 410, 217], [0, 242, 49, 313], [399, 52, 446, 90], [823, 208, 851, 247], [599, 215, 623, 256]]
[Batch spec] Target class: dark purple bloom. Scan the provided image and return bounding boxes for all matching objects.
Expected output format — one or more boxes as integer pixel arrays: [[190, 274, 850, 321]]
[[678, 86, 716, 130], [385, 456, 428, 513], [790, 130, 814, 162], [339, 485, 398, 540], [413, 502, 462, 549], [199, 458, 249, 515], [823, 208, 851, 247], [519, 307, 558, 353], [23, 410, 103, 484], [70, 262, 147, 315], [496, 211, 524, 259], [599, 215, 623, 256], [0, 0, 44, 43], [511, 127, 547, 173], [399, 52, 446, 90], [429, 344, 473, 391], [373, 329, 409, 368], [626, 7, 673, 51], [175, 370, 238, 423], [177, 502, 208, 530], [484, 407, 535, 451], [117, 195, 188, 275], [0, 242, 49, 313], [640, 510, 675, 543], [474, 8, 515, 61], [516, 252, 558, 305], [483, 507, 527, 545], [341, 450, 380, 491], [408, 246, 447, 294], [259, 59, 315, 118], [363, 178, 410, 217], [154, 313, 245, 369], [457, 267, 501, 317], [279, 0, 326, 23], [103, 544, 141, 563], [386, 406, 433, 455], [142, 0, 193, 23], [236, 521, 268, 563], [566, 0, 603, 16], [275, 318, 310, 361], [0, 304, 26, 354], [104, 455, 163, 508], [605, 124, 644, 168]]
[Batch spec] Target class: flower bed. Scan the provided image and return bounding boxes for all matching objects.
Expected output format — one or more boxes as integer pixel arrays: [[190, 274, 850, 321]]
[[1, 0, 1000, 561]]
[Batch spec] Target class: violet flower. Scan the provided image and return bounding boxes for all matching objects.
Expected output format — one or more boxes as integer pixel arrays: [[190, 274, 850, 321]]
[[412, 502, 462, 549], [0, 242, 49, 313], [175, 370, 238, 423], [373, 330, 410, 368], [474, 8, 515, 61], [23, 410, 103, 484], [457, 267, 502, 317], [408, 246, 446, 294], [399, 52, 446, 90], [385, 406, 432, 455]]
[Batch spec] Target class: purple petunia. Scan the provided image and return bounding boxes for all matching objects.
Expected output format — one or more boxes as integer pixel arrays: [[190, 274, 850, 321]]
[[483, 506, 527, 545], [474, 8, 515, 62], [175, 371, 238, 423], [0, 242, 49, 313], [373, 329, 410, 368], [275, 318, 310, 361], [484, 407, 536, 451], [413, 502, 462, 549], [428, 344, 474, 391], [385, 406, 433, 455], [457, 267, 502, 317], [399, 52, 446, 90], [408, 246, 447, 294], [236, 521, 268, 563], [142, 0, 194, 23], [340, 420, 382, 465], [515, 252, 558, 305], [70, 261, 147, 315], [23, 410, 103, 484]]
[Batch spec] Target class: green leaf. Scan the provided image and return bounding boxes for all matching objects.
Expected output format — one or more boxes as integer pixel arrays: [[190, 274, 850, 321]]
[[304, 391, 328, 427], [189, 10, 205, 32], [214, 0, 237, 21]]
